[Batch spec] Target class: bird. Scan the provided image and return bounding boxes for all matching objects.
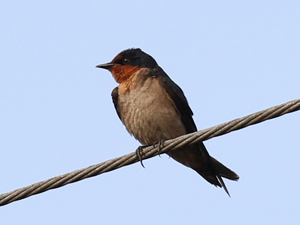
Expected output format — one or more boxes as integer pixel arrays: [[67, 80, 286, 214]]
[[96, 48, 239, 195]]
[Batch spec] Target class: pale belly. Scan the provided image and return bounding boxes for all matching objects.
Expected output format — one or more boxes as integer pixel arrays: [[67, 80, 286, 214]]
[[118, 78, 186, 145]]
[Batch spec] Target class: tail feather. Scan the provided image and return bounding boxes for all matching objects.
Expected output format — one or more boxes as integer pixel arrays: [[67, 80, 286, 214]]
[[194, 156, 239, 196], [210, 157, 239, 181], [167, 142, 239, 196]]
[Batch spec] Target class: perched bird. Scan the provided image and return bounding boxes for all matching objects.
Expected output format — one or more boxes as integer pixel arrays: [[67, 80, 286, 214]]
[[96, 48, 239, 195]]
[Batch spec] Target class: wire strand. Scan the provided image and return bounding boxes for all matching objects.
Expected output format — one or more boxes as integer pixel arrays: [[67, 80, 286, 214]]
[[0, 98, 299, 206]]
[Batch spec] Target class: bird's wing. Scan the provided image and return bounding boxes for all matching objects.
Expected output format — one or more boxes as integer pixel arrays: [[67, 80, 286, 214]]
[[155, 67, 197, 133], [111, 86, 122, 120], [155, 68, 234, 194]]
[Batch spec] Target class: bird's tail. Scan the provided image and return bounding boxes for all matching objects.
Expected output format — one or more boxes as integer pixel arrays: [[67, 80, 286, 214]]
[[167, 142, 239, 196], [210, 157, 239, 181], [194, 156, 239, 196]]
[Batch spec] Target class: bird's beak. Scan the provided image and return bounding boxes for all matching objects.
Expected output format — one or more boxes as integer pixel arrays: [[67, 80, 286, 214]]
[[96, 62, 115, 70]]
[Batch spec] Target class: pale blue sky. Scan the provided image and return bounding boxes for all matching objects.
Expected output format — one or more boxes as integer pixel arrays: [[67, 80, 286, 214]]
[[1, 1, 300, 224]]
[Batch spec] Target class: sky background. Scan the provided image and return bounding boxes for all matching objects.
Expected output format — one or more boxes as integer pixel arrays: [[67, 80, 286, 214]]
[[1, 1, 300, 224]]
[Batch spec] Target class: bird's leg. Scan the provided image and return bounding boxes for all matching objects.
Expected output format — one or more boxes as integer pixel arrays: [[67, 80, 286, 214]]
[[152, 139, 165, 157], [135, 145, 147, 168], [136, 140, 165, 167]]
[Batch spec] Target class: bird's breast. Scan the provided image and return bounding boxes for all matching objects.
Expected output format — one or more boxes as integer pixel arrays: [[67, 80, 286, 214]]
[[118, 77, 186, 145]]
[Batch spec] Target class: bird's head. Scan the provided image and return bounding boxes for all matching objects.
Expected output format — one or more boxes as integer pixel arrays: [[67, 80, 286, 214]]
[[96, 48, 158, 83]]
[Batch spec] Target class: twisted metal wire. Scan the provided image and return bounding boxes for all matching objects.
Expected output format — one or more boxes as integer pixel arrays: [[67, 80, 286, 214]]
[[0, 98, 299, 206]]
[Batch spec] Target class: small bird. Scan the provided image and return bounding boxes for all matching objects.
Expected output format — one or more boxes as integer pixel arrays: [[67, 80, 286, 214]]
[[96, 48, 239, 195]]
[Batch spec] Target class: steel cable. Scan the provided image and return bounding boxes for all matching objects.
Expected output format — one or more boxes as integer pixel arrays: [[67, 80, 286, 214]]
[[0, 98, 299, 206]]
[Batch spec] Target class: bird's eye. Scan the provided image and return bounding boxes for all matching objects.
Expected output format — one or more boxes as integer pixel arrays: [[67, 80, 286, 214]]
[[122, 58, 130, 64]]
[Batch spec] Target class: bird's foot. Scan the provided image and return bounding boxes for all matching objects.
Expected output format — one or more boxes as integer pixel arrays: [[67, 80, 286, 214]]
[[135, 146, 147, 168], [136, 140, 165, 167], [152, 139, 165, 157]]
